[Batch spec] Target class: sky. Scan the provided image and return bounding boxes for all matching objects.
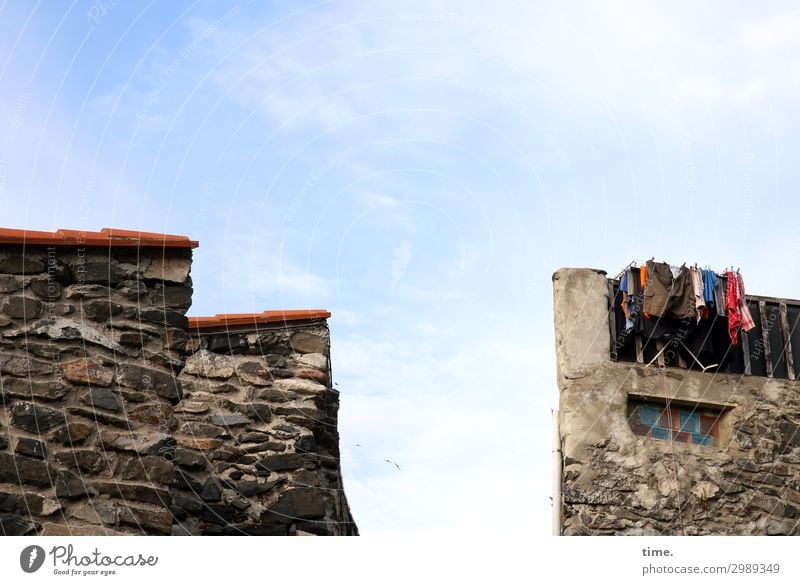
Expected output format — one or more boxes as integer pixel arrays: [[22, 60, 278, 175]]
[[1, 0, 799, 536]]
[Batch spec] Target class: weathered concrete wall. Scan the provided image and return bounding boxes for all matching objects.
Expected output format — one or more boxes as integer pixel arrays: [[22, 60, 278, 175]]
[[552, 267, 610, 386], [553, 267, 800, 536], [0, 240, 356, 536]]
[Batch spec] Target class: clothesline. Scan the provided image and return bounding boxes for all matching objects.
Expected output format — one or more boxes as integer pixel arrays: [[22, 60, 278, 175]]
[[614, 259, 742, 281], [616, 258, 756, 350]]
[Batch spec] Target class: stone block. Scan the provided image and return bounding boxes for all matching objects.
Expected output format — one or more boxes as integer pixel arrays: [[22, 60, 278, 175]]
[[118, 503, 173, 535], [117, 364, 181, 402], [0, 354, 54, 376], [55, 469, 98, 499], [60, 358, 114, 386], [50, 422, 93, 445], [82, 388, 123, 411], [14, 437, 47, 459], [290, 332, 327, 354], [264, 488, 326, 521], [1, 295, 43, 319], [117, 455, 175, 484], [0, 514, 39, 535], [128, 402, 174, 426], [183, 350, 235, 380], [141, 255, 191, 285], [28, 277, 61, 300], [256, 453, 313, 472], [273, 378, 327, 396], [0, 256, 44, 274], [54, 449, 110, 474], [1, 378, 69, 401], [98, 429, 175, 455], [8, 401, 66, 432], [93, 481, 170, 506], [236, 361, 272, 386]]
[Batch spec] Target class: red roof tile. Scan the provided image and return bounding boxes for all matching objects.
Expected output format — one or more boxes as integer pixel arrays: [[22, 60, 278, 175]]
[[188, 310, 331, 330], [0, 227, 198, 248]]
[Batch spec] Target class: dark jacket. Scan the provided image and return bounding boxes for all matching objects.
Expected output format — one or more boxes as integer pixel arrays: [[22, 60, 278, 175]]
[[643, 261, 696, 320]]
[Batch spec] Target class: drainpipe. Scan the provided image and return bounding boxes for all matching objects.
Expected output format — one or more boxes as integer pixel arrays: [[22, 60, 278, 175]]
[[552, 409, 562, 536]]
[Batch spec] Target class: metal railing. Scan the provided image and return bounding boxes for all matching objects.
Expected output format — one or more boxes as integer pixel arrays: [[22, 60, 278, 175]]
[[609, 277, 800, 381]]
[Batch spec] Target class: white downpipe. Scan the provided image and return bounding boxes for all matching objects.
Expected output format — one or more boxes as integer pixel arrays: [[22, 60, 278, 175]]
[[552, 409, 562, 536]]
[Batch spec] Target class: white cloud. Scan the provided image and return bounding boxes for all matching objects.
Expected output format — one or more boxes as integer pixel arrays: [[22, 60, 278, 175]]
[[219, 236, 331, 300], [198, 1, 800, 142], [356, 191, 402, 209]]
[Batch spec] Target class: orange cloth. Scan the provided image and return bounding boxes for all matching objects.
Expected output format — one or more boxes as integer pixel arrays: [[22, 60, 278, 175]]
[[639, 265, 650, 318], [621, 291, 631, 320]]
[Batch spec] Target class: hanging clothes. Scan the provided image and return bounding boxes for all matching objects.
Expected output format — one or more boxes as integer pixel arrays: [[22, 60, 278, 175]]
[[629, 267, 644, 322], [702, 269, 718, 308], [620, 260, 753, 370], [619, 269, 634, 332], [690, 267, 706, 323], [726, 270, 742, 345], [643, 260, 696, 320], [737, 272, 755, 332], [620, 270, 631, 319], [714, 274, 727, 317], [638, 264, 650, 319], [626, 268, 635, 319], [687, 311, 731, 366]]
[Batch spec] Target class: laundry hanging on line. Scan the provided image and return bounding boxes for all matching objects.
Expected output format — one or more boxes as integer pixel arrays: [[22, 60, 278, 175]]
[[616, 259, 755, 350]]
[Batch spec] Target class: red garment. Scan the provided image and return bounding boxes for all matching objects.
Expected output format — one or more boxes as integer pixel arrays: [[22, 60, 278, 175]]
[[726, 271, 741, 345], [737, 273, 755, 332]]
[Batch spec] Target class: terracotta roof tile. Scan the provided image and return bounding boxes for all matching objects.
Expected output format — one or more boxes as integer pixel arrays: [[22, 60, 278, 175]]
[[188, 310, 331, 330], [0, 227, 198, 248]]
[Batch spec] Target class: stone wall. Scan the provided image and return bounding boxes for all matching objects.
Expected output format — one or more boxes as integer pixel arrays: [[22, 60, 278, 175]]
[[171, 322, 357, 536], [0, 232, 356, 536], [0, 243, 192, 536], [553, 267, 800, 536]]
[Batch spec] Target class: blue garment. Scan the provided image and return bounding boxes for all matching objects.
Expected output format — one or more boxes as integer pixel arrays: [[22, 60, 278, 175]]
[[620, 269, 637, 330], [702, 269, 718, 306], [618, 271, 634, 332]]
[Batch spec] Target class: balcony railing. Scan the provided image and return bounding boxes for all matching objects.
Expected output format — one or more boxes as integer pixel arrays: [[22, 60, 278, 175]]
[[608, 274, 800, 380]]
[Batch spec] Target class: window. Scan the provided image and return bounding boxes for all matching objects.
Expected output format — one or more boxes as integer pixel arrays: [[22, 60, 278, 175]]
[[627, 397, 724, 446]]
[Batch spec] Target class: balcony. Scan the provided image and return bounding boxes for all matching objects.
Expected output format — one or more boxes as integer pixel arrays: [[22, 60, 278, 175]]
[[608, 268, 800, 380]]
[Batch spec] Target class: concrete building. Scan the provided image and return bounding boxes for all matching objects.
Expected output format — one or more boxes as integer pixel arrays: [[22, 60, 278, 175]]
[[553, 266, 800, 536]]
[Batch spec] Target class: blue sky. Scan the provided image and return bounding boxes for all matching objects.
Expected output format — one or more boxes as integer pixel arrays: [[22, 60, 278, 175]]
[[1, 0, 799, 535]]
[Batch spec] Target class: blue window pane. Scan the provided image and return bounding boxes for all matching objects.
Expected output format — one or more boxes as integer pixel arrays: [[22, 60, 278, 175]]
[[680, 411, 700, 434], [629, 400, 718, 447], [640, 406, 660, 427], [651, 427, 670, 440]]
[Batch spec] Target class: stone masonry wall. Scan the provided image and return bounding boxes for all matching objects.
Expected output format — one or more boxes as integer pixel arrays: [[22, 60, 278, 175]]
[[0, 244, 192, 536], [554, 267, 800, 536], [171, 322, 357, 536], [0, 238, 356, 536]]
